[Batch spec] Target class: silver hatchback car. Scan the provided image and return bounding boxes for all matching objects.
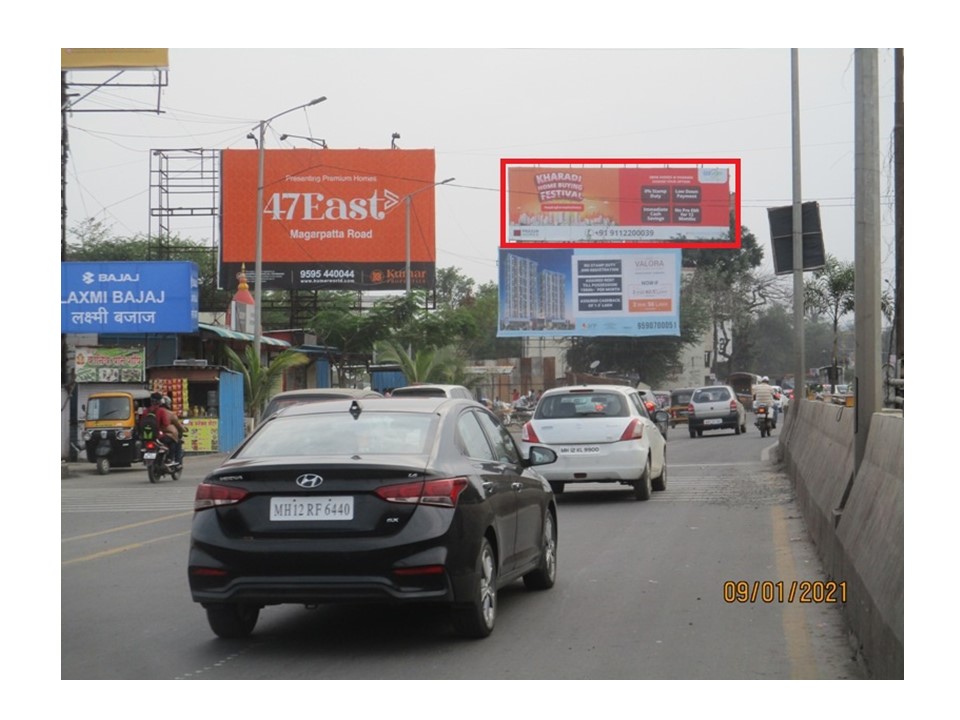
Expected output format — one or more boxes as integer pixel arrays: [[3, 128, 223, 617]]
[[686, 385, 747, 437]]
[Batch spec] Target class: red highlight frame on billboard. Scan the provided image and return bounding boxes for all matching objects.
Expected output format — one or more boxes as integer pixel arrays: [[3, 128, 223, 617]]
[[500, 158, 741, 249]]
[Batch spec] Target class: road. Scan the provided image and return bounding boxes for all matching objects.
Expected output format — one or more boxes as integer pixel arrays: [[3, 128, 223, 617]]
[[61, 421, 864, 681]]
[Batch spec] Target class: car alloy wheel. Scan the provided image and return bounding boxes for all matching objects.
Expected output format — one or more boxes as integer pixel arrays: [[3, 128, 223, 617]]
[[523, 511, 557, 590], [453, 538, 497, 638]]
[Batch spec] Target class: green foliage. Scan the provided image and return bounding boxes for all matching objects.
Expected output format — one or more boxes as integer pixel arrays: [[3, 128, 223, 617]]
[[803, 254, 856, 390], [221, 345, 309, 419], [66, 219, 231, 312]]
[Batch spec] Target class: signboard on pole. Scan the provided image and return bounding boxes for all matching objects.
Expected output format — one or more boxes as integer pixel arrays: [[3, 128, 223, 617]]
[[61, 261, 199, 334]]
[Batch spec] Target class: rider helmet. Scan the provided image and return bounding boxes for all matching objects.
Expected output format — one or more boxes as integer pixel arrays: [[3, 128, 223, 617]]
[[161, 396, 173, 409]]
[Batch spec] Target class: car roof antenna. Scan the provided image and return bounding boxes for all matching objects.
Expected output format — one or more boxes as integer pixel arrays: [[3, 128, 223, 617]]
[[349, 400, 362, 420]]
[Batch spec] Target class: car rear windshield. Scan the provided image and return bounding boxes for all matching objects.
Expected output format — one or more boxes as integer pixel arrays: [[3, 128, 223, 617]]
[[536, 393, 629, 419], [693, 388, 731, 403], [238, 412, 438, 458]]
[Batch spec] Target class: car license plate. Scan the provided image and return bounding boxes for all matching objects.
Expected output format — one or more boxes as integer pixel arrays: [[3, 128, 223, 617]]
[[559, 446, 601, 454], [270, 496, 354, 521], [704, 419, 723, 426], [142, 452, 157, 459]]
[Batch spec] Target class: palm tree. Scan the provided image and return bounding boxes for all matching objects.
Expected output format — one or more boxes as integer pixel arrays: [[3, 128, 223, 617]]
[[375, 341, 458, 384], [222, 345, 309, 421]]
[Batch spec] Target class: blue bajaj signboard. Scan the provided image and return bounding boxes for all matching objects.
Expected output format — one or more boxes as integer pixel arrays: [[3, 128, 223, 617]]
[[61, 262, 199, 334]]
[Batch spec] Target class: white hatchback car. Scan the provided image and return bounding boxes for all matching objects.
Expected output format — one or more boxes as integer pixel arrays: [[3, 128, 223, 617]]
[[519, 385, 668, 501]]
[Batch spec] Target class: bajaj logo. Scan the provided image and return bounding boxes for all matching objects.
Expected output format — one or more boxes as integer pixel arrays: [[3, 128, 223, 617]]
[[296, 474, 324, 488]]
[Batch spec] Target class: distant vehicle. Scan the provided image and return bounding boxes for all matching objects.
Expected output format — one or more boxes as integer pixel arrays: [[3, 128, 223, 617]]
[[726, 372, 762, 412], [390, 384, 475, 400], [687, 385, 747, 437], [637, 388, 670, 438], [260, 388, 383, 422], [519, 385, 668, 501], [668, 388, 696, 428], [188, 397, 559, 639]]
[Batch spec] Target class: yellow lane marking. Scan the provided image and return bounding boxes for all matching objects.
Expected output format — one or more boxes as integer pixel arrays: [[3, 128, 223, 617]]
[[62, 511, 192, 543], [62, 531, 190, 566], [771, 504, 819, 679]]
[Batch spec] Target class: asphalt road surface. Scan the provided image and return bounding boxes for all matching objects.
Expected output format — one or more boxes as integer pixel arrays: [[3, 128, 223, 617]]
[[61, 421, 864, 681]]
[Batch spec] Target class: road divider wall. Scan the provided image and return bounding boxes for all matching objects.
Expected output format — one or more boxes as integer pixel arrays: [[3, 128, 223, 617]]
[[780, 400, 903, 679]]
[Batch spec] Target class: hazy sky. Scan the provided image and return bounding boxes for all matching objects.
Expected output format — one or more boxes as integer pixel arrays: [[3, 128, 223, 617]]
[[63, 48, 899, 287]]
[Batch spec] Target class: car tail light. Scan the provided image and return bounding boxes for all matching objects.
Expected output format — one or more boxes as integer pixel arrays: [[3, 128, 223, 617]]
[[375, 477, 468, 508], [194, 482, 249, 511], [730, 400, 738, 412], [687, 403, 695, 417], [619, 418, 644, 441], [521, 422, 540, 443]]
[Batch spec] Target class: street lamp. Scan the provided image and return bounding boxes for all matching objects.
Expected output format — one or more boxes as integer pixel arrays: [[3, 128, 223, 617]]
[[280, 133, 327, 148], [253, 96, 327, 360], [405, 177, 454, 295]]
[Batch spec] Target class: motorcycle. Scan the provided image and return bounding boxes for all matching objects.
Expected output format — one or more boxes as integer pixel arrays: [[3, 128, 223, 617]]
[[141, 431, 183, 483], [754, 403, 774, 438]]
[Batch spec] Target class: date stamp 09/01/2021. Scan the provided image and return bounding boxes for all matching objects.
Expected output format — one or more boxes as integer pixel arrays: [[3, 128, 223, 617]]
[[723, 580, 847, 604]]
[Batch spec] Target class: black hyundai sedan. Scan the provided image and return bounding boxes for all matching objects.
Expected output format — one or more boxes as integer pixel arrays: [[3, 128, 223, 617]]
[[188, 397, 559, 639]]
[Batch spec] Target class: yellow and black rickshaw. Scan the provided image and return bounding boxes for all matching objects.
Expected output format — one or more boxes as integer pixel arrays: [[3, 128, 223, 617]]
[[82, 389, 154, 474]]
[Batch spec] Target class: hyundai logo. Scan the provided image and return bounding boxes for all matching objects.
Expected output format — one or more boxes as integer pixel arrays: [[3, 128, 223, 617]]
[[296, 474, 324, 489]]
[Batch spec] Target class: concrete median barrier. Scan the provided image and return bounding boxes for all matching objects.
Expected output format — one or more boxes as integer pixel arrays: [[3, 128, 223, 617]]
[[779, 400, 903, 679]]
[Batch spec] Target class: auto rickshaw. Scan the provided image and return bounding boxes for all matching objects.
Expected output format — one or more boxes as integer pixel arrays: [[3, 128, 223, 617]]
[[82, 389, 154, 474], [668, 388, 696, 428]]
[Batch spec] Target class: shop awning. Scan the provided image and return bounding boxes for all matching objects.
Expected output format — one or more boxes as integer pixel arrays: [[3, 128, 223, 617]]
[[198, 323, 291, 348]]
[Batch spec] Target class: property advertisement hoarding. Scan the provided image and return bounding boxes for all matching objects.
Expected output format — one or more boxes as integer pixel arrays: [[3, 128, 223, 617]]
[[497, 248, 681, 338], [503, 159, 739, 248], [220, 149, 438, 291], [61, 261, 199, 334]]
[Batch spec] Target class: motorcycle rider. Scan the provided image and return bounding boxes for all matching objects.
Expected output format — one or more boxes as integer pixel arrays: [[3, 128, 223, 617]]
[[753, 376, 778, 426], [160, 395, 187, 465]]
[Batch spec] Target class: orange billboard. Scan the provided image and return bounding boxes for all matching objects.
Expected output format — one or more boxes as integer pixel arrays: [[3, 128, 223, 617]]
[[220, 149, 437, 290]]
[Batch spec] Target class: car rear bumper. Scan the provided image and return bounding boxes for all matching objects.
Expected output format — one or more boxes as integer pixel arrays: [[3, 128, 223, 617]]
[[190, 571, 454, 606], [525, 440, 646, 482], [688, 412, 740, 430]]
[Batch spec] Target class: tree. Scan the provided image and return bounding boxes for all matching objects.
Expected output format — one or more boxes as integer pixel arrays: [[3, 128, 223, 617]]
[[66, 219, 230, 313], [804, 255, 855, 391], [683, 224, 772, 378], [222, 345, 309, 420]]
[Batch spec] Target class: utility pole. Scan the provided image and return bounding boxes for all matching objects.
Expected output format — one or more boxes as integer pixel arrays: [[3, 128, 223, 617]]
[[854, 49, 882, 473], [895, 49, 904, 371], [791, 50, 805, 402]]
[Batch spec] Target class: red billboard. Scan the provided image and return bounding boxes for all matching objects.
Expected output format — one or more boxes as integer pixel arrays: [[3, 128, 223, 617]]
[[502, 159, 740, 249], [220, 149, 437, 290]]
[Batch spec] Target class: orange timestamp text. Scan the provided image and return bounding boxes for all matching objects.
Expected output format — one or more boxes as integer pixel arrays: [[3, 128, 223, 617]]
[[723, 580, 847, 604]]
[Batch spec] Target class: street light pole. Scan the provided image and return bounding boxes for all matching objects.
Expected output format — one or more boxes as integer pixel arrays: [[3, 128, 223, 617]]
[[253, 96, 326, 360], [405, 177, 454, 296]]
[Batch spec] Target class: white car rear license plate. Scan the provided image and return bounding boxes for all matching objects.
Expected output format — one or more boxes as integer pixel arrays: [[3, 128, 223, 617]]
[[142, 452, 157, 459], [270, 496, 354, 521], [704, 419, 723, 426], [559, 446, 601, 454]]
